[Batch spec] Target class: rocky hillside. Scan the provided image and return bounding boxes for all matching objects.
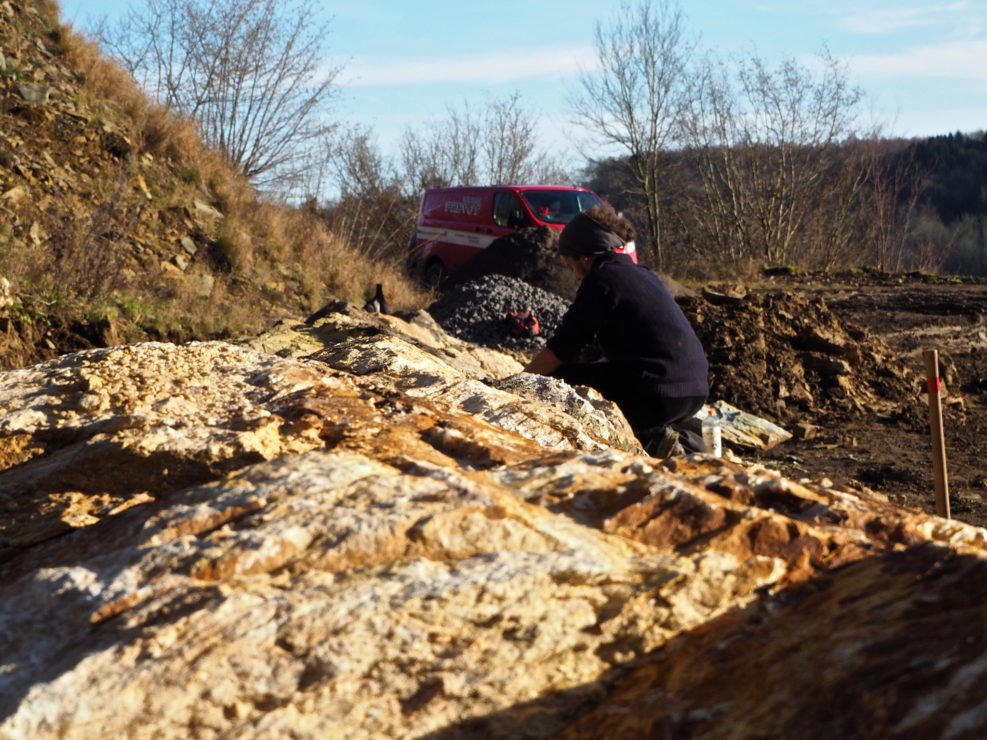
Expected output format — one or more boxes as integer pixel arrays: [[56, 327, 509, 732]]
[[0, 0, 424, 372], [1, 1, 231, 358], [2, 4, 220, 273], [2, 303, 986, 738]]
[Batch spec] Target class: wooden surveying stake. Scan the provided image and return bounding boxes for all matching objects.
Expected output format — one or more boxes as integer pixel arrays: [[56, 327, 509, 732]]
[[923, 349, 951, 519]]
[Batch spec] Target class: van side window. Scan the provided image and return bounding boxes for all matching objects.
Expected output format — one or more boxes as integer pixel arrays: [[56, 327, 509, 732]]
[[493, 192, 530, 229]]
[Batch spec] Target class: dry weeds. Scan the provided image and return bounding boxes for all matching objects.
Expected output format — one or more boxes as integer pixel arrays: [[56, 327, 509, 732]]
[[3, 9, 431, 348]]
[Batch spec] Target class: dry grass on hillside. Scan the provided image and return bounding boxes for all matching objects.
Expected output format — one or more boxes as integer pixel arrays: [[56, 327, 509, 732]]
[[14, 4, 431, 344]]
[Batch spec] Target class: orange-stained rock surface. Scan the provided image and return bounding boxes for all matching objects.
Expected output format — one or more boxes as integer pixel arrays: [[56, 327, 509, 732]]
[[1, 305, 986, 739]]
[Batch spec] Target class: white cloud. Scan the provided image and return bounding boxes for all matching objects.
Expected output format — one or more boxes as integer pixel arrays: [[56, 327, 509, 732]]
[[839, 3, 972, 34], [849, 38, 987, 82], [339, 47, 596, 87]]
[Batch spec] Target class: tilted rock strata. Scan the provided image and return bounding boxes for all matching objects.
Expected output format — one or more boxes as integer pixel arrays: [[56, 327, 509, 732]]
[[244, 302, 639, 453], [0, 448, 787, 738], [558, 542, 987, 739], [1, 327, 986, 738], [0, 335, 634, 554]]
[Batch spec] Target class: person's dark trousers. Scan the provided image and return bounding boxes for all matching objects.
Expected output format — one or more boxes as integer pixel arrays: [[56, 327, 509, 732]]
[[551, 362, 706, 452]]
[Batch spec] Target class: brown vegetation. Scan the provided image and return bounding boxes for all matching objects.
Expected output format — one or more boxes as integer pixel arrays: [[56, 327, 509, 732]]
[[0, 1, 429, 370]]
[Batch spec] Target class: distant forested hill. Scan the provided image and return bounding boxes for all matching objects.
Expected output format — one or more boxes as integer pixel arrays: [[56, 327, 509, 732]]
[[582, 130, 987, 278], [910, 132, 987, 275]]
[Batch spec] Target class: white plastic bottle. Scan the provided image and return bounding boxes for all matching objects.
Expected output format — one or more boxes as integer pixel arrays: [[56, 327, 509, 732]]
[[701, 409, 722, 458]]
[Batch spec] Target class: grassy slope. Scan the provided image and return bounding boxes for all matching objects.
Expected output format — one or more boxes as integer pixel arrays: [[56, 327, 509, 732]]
[[0, 0, 428, 369]]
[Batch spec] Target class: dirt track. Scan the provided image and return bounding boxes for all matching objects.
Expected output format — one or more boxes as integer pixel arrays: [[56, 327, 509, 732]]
[[714, 273, 987, 527]]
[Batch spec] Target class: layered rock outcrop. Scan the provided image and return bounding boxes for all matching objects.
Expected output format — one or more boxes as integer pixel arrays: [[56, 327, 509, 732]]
[[2, 306, 986, 738]]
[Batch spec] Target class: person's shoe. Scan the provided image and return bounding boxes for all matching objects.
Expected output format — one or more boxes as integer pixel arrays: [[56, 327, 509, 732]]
[[643, 426, 679, 458], [674, 427, 706, 455]]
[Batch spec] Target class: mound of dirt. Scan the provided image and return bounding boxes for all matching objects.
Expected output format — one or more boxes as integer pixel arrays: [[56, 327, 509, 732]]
[[680, 289, 922, 428], [446, 227, 580, 300], [675, 283, 987, 523]]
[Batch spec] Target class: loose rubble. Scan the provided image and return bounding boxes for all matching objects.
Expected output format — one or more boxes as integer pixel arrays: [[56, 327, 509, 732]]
[[427, 274, 570, 352], [681, 288, 921, 427], [445, 226, 580, 300]]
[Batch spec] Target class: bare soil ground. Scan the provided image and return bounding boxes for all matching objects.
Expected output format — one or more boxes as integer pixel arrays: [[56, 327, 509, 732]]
[[693, 272, 987, 528]]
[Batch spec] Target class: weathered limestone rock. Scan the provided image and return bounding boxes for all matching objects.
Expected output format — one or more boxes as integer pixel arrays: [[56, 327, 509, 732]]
[[700, 399, 793, 451], [245, 302, 639, 452], [700, 283, 747, 304], [0, 447, 789, 739], [16, 82, 49, 104], [1, 308, 987, 738], [248, 301, 523, 380], [557, 542, 987, 739]]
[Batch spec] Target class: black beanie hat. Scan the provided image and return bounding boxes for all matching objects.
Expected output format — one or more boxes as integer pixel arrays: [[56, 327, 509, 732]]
[[558, 211, 626, 257]]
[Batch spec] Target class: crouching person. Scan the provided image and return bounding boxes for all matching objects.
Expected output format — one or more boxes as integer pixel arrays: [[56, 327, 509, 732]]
[[524, 205, 709, 457]]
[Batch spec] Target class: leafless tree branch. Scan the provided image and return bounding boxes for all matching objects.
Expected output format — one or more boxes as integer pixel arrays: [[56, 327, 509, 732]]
[[97, 0, 341, 193]]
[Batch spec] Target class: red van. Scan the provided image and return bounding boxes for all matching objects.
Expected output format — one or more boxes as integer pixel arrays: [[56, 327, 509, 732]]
[[407, 185, 637, 285]]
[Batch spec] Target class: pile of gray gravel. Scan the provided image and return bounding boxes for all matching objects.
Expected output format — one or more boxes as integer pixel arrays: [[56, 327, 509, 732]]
[[444, 227, 579, 301], [427, 275, 570, 352]]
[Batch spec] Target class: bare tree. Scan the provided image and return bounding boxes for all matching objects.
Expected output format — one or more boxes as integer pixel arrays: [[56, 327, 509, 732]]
[[480, 94, 565, 185], [571, 0, 695, 268], [677, 54, 752, 264], [98, 0, 340, 192], [680, 49, 866, 268], [324, 126, 416, 260], [737, 51, 864, 265], [400, 103, 481, 190], [907, 206, 962, 272], [400, 129, 456, 194], [863, 138, 929, 271], [806, 140, 870, 270], [400, 93, 569, 191]]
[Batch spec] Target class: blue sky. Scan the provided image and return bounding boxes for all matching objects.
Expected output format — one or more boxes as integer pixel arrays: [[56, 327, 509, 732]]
[[59, 0, 987, 171]]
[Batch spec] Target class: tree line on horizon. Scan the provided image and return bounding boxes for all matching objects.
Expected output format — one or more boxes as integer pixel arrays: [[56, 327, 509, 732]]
[[86, 0, 987, 280], [585, 130, 987, 279]]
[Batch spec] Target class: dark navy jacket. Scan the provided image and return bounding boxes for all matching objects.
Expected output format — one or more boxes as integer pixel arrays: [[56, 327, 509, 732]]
[[546, 253, 709, 398]]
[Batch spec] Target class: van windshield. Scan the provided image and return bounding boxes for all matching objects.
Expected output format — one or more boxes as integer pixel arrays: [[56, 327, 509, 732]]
[[519, 189, 603, 225]]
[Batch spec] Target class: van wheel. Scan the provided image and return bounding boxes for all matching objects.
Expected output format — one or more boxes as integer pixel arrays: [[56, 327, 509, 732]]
[[423, 260, 447, 290]]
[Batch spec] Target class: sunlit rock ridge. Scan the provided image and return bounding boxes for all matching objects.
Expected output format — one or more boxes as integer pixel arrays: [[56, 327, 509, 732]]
[[1, 304, 986, 739]]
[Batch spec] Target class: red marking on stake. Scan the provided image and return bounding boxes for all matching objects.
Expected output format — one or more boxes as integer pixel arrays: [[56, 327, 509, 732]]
[[927, 377, 941, 394]]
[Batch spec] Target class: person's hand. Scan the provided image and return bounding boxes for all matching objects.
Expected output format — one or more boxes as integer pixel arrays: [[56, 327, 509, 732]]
[[524, 348, 562, 375]]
